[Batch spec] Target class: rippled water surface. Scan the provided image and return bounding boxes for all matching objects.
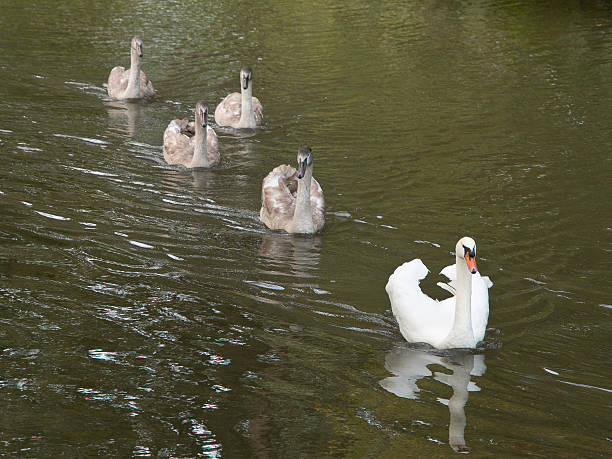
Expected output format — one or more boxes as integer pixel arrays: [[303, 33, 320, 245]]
[[1, 0, 611, 456]]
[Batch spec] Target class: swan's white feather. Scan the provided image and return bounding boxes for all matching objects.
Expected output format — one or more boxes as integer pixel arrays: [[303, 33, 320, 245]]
[[386, 259, 492, 348]]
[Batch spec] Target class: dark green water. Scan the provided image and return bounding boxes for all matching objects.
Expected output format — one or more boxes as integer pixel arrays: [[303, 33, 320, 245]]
[[1, 0, 611, 456]]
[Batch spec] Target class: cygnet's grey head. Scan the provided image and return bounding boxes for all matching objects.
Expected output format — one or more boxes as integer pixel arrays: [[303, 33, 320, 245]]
[[195, 100, 209, 128], [456, 236, 477, 274], [296, 145, 313, 179], [241, 66, 252, 90], [131, 36, 144, 57]]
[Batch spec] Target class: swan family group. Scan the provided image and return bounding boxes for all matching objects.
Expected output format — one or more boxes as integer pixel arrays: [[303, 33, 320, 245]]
[[106, 36, 494, 350]]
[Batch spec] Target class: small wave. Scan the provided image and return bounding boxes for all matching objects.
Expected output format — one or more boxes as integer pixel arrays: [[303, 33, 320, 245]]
[[54, 133, 109, 145], [68, 166, 118, 177], [17, 143, 43, 152], [35, 210, 71, 221], [129, 240, 154, 249], [414, 240, 441, 248], [245, 280, 285, 291]]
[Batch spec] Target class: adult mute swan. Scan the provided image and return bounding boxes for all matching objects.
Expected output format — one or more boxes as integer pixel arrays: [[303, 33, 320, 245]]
[[214, 66, 263, 128], [107, 36, 155, 100], [385, 237, 493, 349], [163, 100, 219, 169], [259, 145, 325, 234]]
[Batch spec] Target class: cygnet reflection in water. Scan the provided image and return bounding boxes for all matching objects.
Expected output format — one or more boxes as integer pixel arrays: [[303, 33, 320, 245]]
[[379, 345, 485, 453], [258, 233, 322, 278], [106, 100, 146, 137], [160, 168, 221, 195]]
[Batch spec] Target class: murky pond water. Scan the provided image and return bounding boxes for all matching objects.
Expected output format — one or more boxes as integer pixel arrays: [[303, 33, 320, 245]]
[[1, 0, 611, 456]]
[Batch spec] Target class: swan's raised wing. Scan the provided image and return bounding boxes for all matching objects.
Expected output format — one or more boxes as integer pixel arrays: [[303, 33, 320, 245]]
[[310, 177, 325, 232], [139, 70, 155, 97], [438, 264, 458, 295], [206, 125, 220, 166], [107, 66, 128, 97], [214, 92, 241, 127], [386, 259, 452, 345], [162, 119, 193, 166], [260, 165, 297, 230], [252, 96, 264, 125]]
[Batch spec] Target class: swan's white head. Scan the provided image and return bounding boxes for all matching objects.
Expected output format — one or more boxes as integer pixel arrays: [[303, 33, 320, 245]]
[[240, 66, 253, 90], [131, 36, 144, 57], [195, 100, 209, 128], [296, 145, 313, 179], [456, 236, 478, 274]]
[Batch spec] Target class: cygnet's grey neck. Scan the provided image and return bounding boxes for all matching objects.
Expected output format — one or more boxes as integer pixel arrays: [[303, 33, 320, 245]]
[[191, 121, 209, 168], [126, 46, 142, 98], [239, 82, 256, 128], [290, 164, 315, 233]]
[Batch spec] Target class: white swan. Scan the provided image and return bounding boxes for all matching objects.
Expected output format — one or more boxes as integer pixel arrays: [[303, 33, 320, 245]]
[[385, 237, 493, 349], [163, 100, 219, 169], [259, 145, 325, 234], [214, 66, 263, 128], [107, 36, 155, 100]]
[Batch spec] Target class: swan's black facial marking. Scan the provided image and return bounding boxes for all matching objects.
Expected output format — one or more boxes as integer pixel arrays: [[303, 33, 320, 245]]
[[463, 244, 476, 259]]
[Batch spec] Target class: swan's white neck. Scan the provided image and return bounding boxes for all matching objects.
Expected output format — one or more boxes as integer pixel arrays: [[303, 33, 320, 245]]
[[125, 47, 142, 99], [239, 83, 256, 128], [440, 256, 475, 348], [290, 164, 315, 233], [190, 123, 209, 168]]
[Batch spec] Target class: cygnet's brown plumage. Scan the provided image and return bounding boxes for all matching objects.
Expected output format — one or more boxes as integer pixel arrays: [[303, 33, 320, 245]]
[[260, 146, 325, 234], [163, 100, 220, 169], [214, 66, 263, 128], [107, 36, 155, 100]]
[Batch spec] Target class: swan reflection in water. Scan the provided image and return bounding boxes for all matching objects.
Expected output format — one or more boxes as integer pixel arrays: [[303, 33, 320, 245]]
[[379, 344, 485, 453], [258, 233, 322, 279], [106, 99, 146, 137]]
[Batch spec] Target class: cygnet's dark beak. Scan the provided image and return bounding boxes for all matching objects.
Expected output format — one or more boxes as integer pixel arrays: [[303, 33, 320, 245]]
[[243, 75, 249, 90], [297, 158, 307, 179]]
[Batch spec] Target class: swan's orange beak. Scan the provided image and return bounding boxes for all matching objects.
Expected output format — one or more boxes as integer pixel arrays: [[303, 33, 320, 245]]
[[465, 253, 478, 274]]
